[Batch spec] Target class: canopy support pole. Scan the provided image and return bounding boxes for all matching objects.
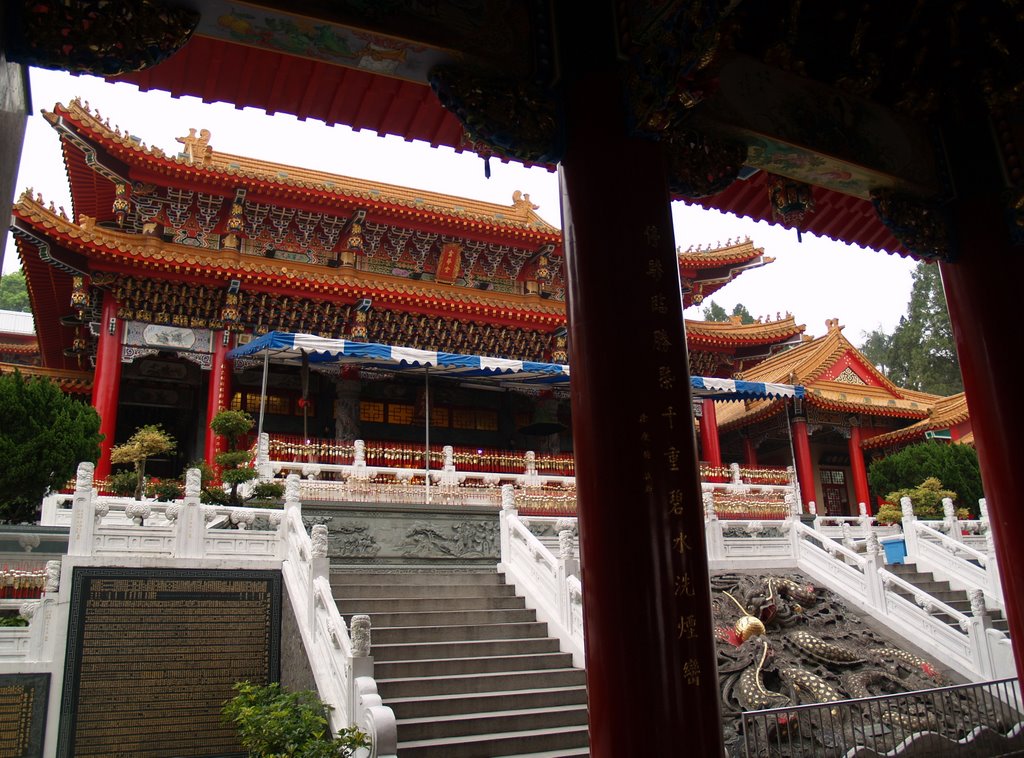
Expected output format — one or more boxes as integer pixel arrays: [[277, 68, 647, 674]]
[[424, 365, 431, 503], [257, 347, 270, 440]]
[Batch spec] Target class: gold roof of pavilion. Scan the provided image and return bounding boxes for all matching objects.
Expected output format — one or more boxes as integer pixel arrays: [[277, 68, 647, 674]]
[[861, 392, 971, 449], [0, 362, 93, 393], [11, 195, 567, 326], [717, 319, 938, 430], [46, 99, 561, 237], [685, 314, 804, 346]]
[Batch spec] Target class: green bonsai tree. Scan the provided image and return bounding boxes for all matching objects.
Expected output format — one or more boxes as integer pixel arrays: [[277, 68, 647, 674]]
[[109, 424, 176, 500], [211, 409, 258, 505], [0, 370, 102, 522], [222, 681, 369, 757], [884, 477, 957, 521], [868, 441, 982, 513]]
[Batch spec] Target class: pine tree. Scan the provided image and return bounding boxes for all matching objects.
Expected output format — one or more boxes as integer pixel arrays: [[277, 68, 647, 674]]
[[859, 262, 963, 395], [0, 371, 102, 521], [701, 300, 728, 321]]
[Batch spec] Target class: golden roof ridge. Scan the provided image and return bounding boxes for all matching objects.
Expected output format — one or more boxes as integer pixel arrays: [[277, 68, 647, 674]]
[[13, 196, 568, 318], [48, 100, 561, 236]]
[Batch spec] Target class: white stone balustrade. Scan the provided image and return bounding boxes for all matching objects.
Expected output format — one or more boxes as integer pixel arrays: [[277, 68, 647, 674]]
[[496, 485, 585, 666]]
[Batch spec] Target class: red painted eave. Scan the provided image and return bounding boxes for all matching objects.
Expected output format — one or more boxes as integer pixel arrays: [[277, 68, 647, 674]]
[[113, 38, 908, 257], [691, 172, 909, 257]]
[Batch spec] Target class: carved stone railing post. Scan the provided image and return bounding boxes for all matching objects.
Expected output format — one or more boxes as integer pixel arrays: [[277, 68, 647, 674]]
[[942, 497, 963, 543], [284, 473, 302, 511], [68, 461, 96, 556], [353, 438, 367, 468], [863, 531, 886, 607], [703, 491, 724, 561], [350, 615, 374, 707], [841, 522, 855, 552], [858, 502, 872, 536], [729, 462, 741, 484], [309, 523, 329, 630], [556, 527, 579, 630], [174, 468, 207, 559], [499, 484, 517, 564], [900, 496, 919, 560], [808, 501, 817, 527], [978, 498, 1004, 605], [523, 450, 541, 488], [256, 432, 272, 479], [44, 560, 62, 595]]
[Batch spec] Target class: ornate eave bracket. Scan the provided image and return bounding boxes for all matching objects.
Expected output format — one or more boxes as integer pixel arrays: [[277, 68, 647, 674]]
[[871, 190, 957, 263], [3, 0, 199, 76], [662, 128, 747, 200], [429, 65, 563, 167]]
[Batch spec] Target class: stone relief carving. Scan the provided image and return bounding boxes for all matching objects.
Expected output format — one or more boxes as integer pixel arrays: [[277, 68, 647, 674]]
[[401, 520, 498, 558]]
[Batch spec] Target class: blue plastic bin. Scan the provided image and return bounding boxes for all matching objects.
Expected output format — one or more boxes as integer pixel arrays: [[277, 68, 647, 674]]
[[880, 536, 906, 565]]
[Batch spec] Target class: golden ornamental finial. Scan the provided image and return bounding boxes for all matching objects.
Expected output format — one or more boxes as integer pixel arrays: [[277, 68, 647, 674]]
[[175, 128, 213, 165], [512, 190, 539, 213]]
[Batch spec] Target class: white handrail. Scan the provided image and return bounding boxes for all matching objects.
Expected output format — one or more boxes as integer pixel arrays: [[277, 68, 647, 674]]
[[497, 485, 585, 666], [914, 521, 988, 565]]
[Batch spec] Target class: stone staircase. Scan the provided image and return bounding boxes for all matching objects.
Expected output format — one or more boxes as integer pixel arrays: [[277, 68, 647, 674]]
[[331, 569, 590, 757], [886, 561, 1010, 634]]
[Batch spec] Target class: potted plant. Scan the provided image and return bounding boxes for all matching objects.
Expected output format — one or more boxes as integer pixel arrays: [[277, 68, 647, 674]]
[[222, 681, 369, 757]]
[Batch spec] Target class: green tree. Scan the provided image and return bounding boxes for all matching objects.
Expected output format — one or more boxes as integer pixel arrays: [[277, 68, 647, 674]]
[[701, 300, 728, 321], [0, 370, 102, 522], [110, 424, 177, 500], [222, 681, 369, 757], [0, 269, 30, 312], [867, 441, 983, 514], [730, 303, 755, 325], [859, 262, 963, 395], [211, 409, 258, 505]]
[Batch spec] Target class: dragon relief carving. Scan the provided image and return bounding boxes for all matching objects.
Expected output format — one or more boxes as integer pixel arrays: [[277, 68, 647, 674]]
[[711, 572, 996, 756], [400, 520, 498, 558]]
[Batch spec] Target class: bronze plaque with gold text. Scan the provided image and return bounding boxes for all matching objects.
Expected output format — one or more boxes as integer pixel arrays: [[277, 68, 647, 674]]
[[0, 673, 49, 757], [57, 568, 280, 758]]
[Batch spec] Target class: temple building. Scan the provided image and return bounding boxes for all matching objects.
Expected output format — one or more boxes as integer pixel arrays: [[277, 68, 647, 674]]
[[712, 318, 972, 515], [7, 98, 800, 482]]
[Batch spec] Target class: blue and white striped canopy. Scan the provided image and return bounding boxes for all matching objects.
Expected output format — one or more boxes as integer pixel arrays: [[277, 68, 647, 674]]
[[690, 376, 804, 400], [227, 331, 571, 387], [227, 331, 804, 399]]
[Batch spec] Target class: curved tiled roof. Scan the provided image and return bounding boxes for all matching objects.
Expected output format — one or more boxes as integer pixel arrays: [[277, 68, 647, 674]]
[[45, 100, 561, 238], [717, 321, 938, 430], [862, 393, 971, 449], [685, 315, 804, 346], [0, 362, 93, 393], [11, 196, 567, 327], [677, 238, 767, 267]]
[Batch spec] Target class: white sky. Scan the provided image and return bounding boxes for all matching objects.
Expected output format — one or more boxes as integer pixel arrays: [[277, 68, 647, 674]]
[[5, 67, 918, 342]]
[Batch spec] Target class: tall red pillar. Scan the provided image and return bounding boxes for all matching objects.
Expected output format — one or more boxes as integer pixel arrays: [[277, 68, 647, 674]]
[[699, 399, 722, 468], [743, 436, 758, 467], [940, 195, 1024, 682], [791, 416, 815, 510], [91, 292, 122, 482], [559, 38, 723, 758], [848, 423, 872, 515], [204, 331, 232, 468]]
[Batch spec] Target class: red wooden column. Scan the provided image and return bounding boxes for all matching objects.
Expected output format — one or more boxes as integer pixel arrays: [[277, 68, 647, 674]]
[[558, 51, 723, 758], [699, 399, 723, 468], [743, 436, 758, 467], [790, 416, 815, 510], [940, 195, 1024, 682], [204, 331, 232, 468], [848, 422, 872, 515], [91, 292, 122, 481]]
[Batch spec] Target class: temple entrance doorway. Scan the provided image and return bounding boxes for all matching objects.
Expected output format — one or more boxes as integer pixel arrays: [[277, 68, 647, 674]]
[[115, 353, 204, 478]]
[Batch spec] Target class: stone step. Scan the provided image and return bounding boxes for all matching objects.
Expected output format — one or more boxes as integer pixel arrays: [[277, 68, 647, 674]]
[[397, 724, 591, 758], [351, 607, 538, 628], [374, 651, 573, 680], [372, 636, 561, 663], [336, 594, 527, 615], [331, 571, 506, 587], [373, 621, 550, 645], [385, 685, 588, 720], [333, 582, 518, 599], [377, 668, 588, 699], [399, 704, 589, 743], [493, 749, 590, 758]]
